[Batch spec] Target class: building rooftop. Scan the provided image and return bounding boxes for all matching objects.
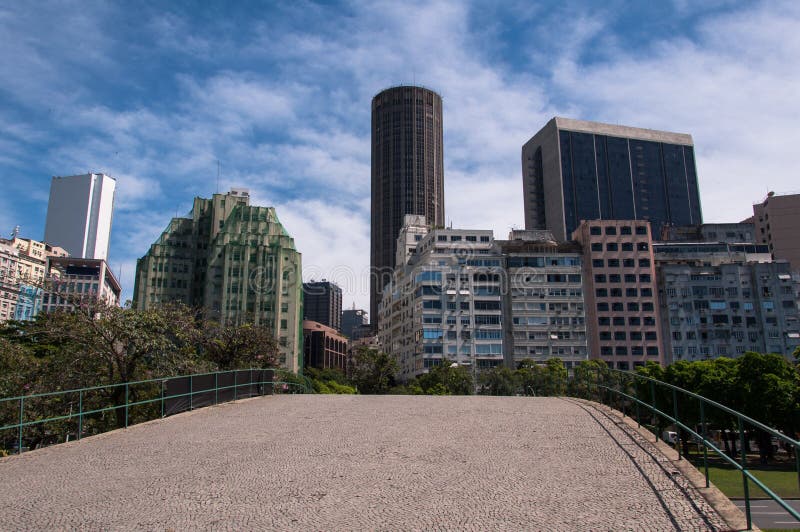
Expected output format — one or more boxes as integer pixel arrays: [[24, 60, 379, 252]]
[[552, 117, 693, 145]]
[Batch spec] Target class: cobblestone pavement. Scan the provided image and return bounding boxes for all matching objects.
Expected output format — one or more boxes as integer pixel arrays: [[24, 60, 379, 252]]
[[1, 395, 730, 531]]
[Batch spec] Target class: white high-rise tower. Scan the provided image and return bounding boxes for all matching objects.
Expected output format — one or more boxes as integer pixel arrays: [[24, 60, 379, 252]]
[[44, 173, 116, 261]]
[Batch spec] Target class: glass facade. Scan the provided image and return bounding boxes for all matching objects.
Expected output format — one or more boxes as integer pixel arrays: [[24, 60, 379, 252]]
[[559, 130, 701, 238]]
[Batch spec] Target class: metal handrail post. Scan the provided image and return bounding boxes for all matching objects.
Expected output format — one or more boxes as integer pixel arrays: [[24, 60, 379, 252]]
[[124, 383, 129, 428], [234, 371, 238, 400], [78, 390, 83, 441], [739, 416, 752, 530], [215, 373, 219, 404], [796, 446, 800, 494], [700, 401, 709, 488], [673, 388, 681, 460], [160, 379, 165, 418], [189, 375, 193, 411], [18, 397, 24, 454], [650, 380, 657, 441]]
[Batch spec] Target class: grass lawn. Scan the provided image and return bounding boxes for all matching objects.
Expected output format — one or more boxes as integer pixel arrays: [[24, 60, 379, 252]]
[[695, 463, 800, 499]]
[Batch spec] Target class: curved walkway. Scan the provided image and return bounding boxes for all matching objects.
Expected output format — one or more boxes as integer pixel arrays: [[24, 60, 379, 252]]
[[1, 395, 732, 530]]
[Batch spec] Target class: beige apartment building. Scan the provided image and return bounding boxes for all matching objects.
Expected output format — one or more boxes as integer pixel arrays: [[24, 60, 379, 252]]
[[573, 220, 665, 369], [10, 237, 69, 285], [0, 241, 20, 322]]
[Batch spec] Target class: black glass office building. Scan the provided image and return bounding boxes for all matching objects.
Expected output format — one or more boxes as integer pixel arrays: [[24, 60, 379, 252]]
[[522, 117, 702, 241]]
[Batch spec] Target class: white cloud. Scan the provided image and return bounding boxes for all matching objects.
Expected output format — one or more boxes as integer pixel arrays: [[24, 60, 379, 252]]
[[269, 198, 371, 311], [3, 0, 798, 312]]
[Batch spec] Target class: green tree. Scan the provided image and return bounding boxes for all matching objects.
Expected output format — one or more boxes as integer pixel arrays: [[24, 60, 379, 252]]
[[478, 365, 518, 395], [349, 346, 398, 394], [305, 367, 355, 394], [415, 360, 474, 395], [11, 302, 202, 428], [199, 321, 278, 370], [0, 337, 39, 398], [544, 358, 568, 395], [735, 352, 798, 435]]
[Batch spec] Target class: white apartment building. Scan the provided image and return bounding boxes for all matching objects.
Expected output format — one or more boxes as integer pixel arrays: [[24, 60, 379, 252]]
[[44, 173, 116, 261], [379, 227, 504, 381], [42, 257, 121, 311], [497, 230, 588, 368]]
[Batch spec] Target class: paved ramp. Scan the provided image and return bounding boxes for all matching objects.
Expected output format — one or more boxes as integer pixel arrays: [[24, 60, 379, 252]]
[[1, 396, 730, 530]]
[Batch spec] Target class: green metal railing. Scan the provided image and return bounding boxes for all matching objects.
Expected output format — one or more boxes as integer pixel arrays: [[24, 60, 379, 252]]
[[570, 368, 800, 530], [1, 369, 310, 455]]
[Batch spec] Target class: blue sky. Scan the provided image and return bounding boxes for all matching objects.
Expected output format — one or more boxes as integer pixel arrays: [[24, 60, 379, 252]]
[[2, 0, 799, 314]]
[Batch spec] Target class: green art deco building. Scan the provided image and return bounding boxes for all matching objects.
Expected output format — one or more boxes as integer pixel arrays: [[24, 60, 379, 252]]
[[133, 189, 303, 372]]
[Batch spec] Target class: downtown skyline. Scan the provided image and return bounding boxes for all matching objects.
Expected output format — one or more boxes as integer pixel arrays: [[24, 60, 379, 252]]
[[1, 0, 799, 312]]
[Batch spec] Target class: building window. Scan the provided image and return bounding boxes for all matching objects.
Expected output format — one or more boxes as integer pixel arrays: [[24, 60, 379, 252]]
[[607, 243, 618, 252], [605, 227, 617, 235], [590, 226, 601, 235]]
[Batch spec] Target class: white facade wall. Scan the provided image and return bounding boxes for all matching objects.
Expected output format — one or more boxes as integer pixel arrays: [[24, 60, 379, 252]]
[[45, 173, 116, 261]]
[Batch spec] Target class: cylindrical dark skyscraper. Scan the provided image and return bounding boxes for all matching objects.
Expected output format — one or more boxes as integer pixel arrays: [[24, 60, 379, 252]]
[[370, 86, 444, 326]]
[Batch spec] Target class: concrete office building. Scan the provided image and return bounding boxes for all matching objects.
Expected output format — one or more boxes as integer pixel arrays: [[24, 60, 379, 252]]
[[750, 192, 800, 273], [523, 118, 702, 241], [133, 189, 303, 372], [371, 86, 444, 326], [303, 320, 349, 372], [497, 230, 588, 368], [661, 223, 756, 245], [379, 227, 504, 381], [655, 241, 800, 363], [44, 173, 116, 260], [303, 280, 342, 331], [573, 220, 665, 369], [42, 256, 121, 311], [341, 307, 368, 338]]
